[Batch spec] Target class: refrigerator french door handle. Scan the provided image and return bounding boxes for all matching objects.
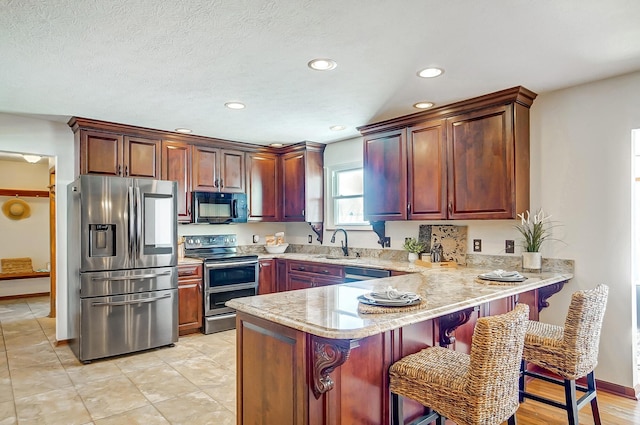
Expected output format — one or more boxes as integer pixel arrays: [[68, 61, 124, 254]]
[[90, 271, 172, 281], [91, 293, 172, 307], [135, 187, 142, 259], [128, 186, 135, 259]]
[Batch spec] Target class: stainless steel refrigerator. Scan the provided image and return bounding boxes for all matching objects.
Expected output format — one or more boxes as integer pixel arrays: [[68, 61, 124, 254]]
[[67, 175, 178, 363]]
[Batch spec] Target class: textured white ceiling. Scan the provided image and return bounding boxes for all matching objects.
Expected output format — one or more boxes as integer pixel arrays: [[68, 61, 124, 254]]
[[1, 0, 640, 146]]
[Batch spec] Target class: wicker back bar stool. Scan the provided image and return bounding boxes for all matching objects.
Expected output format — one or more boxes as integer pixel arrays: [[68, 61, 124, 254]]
[[389, 303, 530, 425], [519, 284, 609, 425]]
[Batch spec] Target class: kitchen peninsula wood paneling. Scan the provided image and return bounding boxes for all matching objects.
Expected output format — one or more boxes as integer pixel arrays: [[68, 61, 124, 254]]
[[359, 86, 537, 221]]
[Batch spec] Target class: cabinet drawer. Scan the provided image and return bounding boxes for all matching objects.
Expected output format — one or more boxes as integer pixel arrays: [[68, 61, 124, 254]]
[[287, 261, 343, 277], [177, 263, 203, 278]]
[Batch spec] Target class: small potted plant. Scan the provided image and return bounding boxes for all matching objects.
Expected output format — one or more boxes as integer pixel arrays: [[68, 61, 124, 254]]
[[515, 208, 553, 270], [403, 238, 427, 263]]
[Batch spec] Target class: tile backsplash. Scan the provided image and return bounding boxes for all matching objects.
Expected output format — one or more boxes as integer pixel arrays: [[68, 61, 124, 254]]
[[418, 225, 468, 265]]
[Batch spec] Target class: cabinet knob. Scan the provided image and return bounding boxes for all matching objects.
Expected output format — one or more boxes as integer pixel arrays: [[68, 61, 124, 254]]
[[214, 179, 219, 188], [117, 164, 122, 176], [448, 201, 453, 214], [220, 178, 224, 188], [302, 209, 305, 216], [407, 202, 411, 213], [124, 165, 129, 177]]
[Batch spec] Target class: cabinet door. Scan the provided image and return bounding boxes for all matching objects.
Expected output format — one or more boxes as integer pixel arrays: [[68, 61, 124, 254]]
[[161, 141, 191, 223], [80, 130, 123, 176], [124, 136, 160, 179], [178, 278, 203, 335], [246, 152, 279, 221], [287, 273, 315, 291], [281, 151, 306, 221], [276, 259, 288, 292], [220, 149, 245, 193], [446, 105, 515, 219], [363, 129, 407, 221], [192, 145, 219, 192], [258, 259, 275, 295], [407, 120, 447, 219]]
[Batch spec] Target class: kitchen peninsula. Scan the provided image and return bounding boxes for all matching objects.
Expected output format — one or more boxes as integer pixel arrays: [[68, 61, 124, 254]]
[[227, 264, 571, 425]]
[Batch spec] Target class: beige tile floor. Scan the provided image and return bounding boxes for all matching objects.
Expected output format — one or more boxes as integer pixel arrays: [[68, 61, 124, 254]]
[[0, 296, 237, 425]]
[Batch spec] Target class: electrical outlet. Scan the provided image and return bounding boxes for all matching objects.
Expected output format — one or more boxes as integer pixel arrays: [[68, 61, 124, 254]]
[[308, 235, 313, 243], [252, 235, 259, 243], [505, 239, 515, 254], [473, 239, 482, 252]]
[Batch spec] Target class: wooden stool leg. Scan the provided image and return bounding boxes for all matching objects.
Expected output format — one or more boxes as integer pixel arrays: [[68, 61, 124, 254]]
[[587, 371, 602, 425], [564, 379, 579, 425], [518, 360, 526, 403], [391, 392, 403, 425]]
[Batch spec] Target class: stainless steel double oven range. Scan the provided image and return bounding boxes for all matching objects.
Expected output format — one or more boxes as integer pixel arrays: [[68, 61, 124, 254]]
[[184, 234, 258, 334]]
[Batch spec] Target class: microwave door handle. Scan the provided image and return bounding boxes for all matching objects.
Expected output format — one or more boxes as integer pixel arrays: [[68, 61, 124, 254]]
[[136, 187, 142, 258], [128, 186, 135, 259], [232, 199, 238, 218]]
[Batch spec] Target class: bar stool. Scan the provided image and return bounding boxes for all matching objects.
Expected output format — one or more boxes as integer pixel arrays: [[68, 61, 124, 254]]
[[519, 284, 608, 425], [389, 303, 529, 425]]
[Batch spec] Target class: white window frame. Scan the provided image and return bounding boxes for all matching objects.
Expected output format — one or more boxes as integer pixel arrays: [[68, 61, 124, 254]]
[[324, 162, 370, 231]]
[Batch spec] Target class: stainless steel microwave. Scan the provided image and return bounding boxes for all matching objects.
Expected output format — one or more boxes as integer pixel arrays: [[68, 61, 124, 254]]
[[192, 192, 248, 224]]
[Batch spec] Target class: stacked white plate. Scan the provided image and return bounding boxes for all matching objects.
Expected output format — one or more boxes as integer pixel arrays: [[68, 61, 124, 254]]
[[477, 270, 527, 282], [358, 287, 421, 307]]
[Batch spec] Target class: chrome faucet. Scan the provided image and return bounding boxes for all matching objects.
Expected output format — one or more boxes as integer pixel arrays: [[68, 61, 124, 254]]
[[330, 228, 349, 257]]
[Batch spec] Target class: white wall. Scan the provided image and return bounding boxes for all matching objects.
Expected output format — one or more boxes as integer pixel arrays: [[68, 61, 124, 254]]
[[532, 71, 640, 389], [0, 113, 74, 341]]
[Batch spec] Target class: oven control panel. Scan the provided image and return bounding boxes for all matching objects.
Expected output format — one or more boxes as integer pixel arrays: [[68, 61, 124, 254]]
[[184, 234, 237, 249]]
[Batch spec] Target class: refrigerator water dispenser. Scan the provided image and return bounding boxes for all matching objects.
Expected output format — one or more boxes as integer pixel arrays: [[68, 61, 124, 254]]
[[89, 224, 115, 257]]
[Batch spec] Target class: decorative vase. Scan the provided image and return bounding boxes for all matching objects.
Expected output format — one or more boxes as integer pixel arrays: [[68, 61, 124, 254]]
[[522, 252, 542, 271], [408, 252, 419, 263]]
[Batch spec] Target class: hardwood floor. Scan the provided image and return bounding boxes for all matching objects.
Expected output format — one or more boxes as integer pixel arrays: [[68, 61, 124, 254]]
[[501, 378, 640, 425]]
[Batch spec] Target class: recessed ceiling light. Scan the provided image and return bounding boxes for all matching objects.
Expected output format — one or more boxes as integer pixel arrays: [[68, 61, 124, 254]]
[[417, 67, 444, 78], [175, 128, 192, 134], [308, 58, 337, 71], [329, 125, 346, 131], [225, 102, 246, 110], [22, 154, 42, 163], [269, 143, 284, 148], [413, 102, 435, 109]]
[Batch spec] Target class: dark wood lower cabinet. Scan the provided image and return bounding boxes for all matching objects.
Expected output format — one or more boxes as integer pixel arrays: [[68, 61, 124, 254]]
[[177, 263, 203, 336]]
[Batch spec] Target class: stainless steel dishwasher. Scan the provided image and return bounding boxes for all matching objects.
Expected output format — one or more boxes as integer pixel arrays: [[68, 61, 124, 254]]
[[343, 266, 391, 282]]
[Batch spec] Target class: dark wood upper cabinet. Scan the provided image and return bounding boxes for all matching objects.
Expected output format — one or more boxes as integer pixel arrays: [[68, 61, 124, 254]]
[[78, 130, 122, 176], [76, 129, 159, 178], [447, 105, 515, 219], [161, 141, 191, 223], [246, 151, 279, 221], [363, 129, 408, 221], [280, 143, 325, 223], [124, 136, 160, 178], [359, 86, 536, 221], [407, 119, 447, 219], [192, 146, 245, 193]]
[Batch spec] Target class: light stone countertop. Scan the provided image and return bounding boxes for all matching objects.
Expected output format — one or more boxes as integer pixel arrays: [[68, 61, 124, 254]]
[[228, 253, 572, 340]]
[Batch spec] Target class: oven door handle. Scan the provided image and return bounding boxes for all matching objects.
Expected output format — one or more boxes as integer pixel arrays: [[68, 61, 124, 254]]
[[205, 261, 258, 269], [91, 271, 172, 281], [91, 293, 172, 307]]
